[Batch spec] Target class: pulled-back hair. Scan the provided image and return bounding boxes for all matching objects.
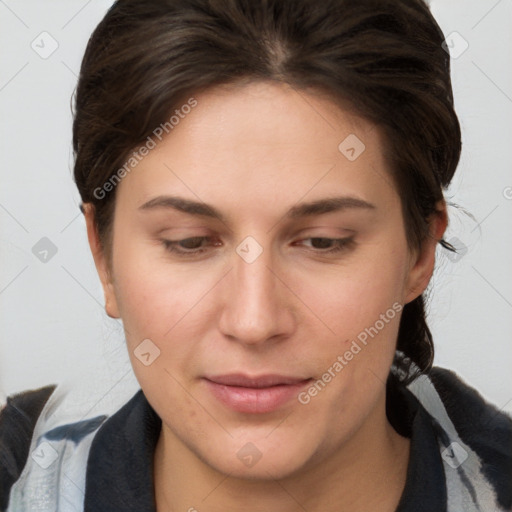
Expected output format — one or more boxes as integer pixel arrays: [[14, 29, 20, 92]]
[[73, 0, 461, 384]]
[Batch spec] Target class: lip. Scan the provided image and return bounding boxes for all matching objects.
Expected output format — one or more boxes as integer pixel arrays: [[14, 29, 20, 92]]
[[203, 374, 313, 414]]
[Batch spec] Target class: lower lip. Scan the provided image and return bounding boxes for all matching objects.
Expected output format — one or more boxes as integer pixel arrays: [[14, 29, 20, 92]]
[[203, 379, 312, 414]]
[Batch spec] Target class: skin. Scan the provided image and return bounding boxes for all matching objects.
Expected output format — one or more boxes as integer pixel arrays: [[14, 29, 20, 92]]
[[84, 81, 447, 512]]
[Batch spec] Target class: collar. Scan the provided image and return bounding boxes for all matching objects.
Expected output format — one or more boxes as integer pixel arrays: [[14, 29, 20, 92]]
[[84, 389, 161, 511], [84, 377, 446, 511]]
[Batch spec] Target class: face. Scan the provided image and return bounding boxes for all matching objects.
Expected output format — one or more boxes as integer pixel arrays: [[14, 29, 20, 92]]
[[86, 81, 441, 480]]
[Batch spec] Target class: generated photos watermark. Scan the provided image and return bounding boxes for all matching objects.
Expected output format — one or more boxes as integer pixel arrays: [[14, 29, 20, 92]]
[[298, 302, 403, 404], [93, 97, 198, 200]]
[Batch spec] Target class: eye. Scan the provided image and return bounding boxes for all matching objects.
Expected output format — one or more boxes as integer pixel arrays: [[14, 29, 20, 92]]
[[296, 237, 354, 254], [161, 236, 220, 256], [160, 235, 355, 259]]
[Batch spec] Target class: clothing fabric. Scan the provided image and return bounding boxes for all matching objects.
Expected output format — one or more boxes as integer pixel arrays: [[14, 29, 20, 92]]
[[2, 366, 511, 511]]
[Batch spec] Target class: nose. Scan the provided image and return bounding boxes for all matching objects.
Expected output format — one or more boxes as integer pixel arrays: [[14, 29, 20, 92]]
[[218, 241, 295, 346]]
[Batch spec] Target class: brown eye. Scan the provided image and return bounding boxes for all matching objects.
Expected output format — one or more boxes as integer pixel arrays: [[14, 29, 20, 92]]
[[179, 237, 205, 249], [161, 236, 222, 257], [296, 237, 355, 254], [310, 238, 334, 249]]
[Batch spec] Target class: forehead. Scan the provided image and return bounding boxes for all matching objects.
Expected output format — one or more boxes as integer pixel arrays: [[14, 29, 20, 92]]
[[114, 81, 397, 216], [170, 81, 378, 159]]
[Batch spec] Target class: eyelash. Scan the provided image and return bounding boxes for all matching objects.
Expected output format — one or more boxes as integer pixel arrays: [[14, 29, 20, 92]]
[[161, 236, 354, 257]]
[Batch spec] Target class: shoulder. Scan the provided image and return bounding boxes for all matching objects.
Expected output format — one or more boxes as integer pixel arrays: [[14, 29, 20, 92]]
[[0, 384, 57, 510], [429, 366, 512, 510], [430, 366, 512, 451]]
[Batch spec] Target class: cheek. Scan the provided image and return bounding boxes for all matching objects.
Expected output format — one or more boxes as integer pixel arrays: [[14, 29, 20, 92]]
[[293, 281, 404, 445], [111, 231, 199, 332], [291, 241, 408, 407], [108, 247, 201, 385], [112, 264, 202, 401], [299, 246, 409, 339]]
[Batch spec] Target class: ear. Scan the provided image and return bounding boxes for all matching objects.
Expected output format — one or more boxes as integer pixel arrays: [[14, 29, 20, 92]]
[[404, 201, 448, 304], [83, 203, 120, 319]]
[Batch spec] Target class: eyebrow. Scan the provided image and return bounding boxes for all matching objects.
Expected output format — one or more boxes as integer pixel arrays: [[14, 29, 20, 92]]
[[138, 195, 376, 223]]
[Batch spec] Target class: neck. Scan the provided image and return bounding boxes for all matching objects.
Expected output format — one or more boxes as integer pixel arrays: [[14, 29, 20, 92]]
[[153, 391, 410, 512]]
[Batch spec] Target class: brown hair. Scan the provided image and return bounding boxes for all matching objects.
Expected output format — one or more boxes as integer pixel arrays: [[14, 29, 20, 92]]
[[73, 0, 461, 383]]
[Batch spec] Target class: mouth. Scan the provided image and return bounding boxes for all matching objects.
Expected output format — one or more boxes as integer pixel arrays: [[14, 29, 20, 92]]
[[203, 373, 313, 414]]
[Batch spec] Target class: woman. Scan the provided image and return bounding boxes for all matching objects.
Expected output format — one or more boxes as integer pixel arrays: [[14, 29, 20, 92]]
[[2, 0, 511, 510]]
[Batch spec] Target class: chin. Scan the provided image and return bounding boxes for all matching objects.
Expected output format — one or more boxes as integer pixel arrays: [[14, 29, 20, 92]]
[[195, 431, 324, 481]]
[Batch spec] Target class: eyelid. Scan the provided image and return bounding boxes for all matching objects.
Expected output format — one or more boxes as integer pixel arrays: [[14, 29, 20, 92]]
[[295, 226, 356, 236]]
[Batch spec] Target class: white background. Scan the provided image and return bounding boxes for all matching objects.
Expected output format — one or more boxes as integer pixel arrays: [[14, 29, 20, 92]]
[[0, 0, 511, 414]]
